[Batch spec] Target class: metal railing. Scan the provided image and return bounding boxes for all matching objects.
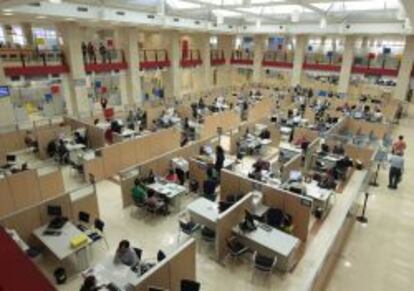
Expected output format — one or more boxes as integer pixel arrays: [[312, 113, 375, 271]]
[[83, 48, 125, 65], [0, 48, 65, 67]]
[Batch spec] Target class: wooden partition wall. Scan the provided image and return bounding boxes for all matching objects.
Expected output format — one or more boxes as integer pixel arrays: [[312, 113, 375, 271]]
[[120, 136, 219, 208], [343, 118, 390, 139], [134, 238, 196, 291], [63, 116, 105, 149], [0, 128, 27, 155], [201, 111, 240, 139], [84, 128, 181, 180], [282, 153, 304, 183], [0, 168, 64, 218], [220, 170, 312, 242], [344, 144, 375, 168], [216, 194, 254, 260], [248, 98, 274, 123], [0, 185, 98, 244], [293, 127, 319, 143]]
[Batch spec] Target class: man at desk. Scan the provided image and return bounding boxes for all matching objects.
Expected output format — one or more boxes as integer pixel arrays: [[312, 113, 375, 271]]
[[114, 240, 139, 267]]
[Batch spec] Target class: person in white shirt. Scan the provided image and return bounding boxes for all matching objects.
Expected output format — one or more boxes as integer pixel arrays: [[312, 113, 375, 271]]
[[388, 152, 404, 190]]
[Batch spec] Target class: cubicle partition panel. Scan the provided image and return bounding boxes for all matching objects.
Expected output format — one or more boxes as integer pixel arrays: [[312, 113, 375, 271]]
[[145, 106, 166, 127], [344, 144, 375, 169], [325, 117, 347, 137], [216, 194, 254, 261], [282, 153, 304, 183], [304, 108, 316, 124], [248, 98, 273, 123], [228, 129, 240, 155], [0, 184, 99, 244], [134, 238, 196, 291], [304, 138, 321, 174], [219, 170, 244, 201], [344, 118, 390, 140], [38, 168, 65, 200], [8, 170, 43, 210], [0, 177, 16, 217], [176, 104, 193, 120], [201, 111, 240, 139], [0, 128, 27, 154], [268, 125, 281, 148]]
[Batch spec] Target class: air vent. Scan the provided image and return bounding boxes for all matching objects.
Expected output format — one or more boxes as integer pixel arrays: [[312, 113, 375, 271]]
[[173, 18, 180, 22], [212, 23, 217, 27], [147, 14, 155, 19], [116, 11, 125, 16], [346, 24, 351, 29], [194, 21, 200, 25], [77, 6, 88, 12], [228, 25, 233, 29], [29, 2, 41, 7], [279, 26, 283, 29]]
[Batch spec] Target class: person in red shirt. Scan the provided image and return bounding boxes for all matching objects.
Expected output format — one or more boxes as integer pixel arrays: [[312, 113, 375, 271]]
[[392, 135, 406, 155], [165, 169, 178, 183]]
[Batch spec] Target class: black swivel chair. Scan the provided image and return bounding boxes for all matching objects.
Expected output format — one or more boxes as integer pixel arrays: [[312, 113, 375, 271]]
[[133, 247, 143, 260], [88, 218, 109, 248], [181, 279, 201, 291], [253, 251, 277, 273], [226, 236, 249, 257], [77, 211, 90, 232], [157, 250, 166, 262]]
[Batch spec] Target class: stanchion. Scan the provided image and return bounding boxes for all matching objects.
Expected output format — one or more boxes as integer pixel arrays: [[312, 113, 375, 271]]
[[369, 162, 381, 187], [357, 192, 369, 223]]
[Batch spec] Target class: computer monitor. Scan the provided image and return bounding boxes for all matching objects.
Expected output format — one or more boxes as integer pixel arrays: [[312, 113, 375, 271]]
[[47, 205, 62, 217], [6, 155, 16, 163], [244, 209, 255, 226]]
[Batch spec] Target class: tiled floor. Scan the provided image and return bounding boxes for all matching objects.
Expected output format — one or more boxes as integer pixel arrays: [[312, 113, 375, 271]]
[[36, 112, 414, 291]]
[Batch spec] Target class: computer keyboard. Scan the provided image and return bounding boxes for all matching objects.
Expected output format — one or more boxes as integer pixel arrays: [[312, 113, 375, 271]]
[[259, 224, 272, 232], [43, 230, 62, 236]]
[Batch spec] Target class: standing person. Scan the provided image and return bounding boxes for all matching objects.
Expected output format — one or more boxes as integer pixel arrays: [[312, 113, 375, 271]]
[[214, 145, 225, 174], [392, 135, 406, 155], [81, 41, 87, 63], [99, 43, 107, 63], [388, 152, 404, 190], [87, 42, 96, 64]]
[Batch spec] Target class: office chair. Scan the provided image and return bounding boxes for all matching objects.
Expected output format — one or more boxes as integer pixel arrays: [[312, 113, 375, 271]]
[[178, 219, 200, 241], [77, 211, 90, 232], [88, 218, 109, 249], [201, 226, 216, 242], [252, 251, 277, 273], [180, 279, 201, 291], [226, 236, 249, 258], [133, 247, 143, 260], [157, 250, 166, 262], [266, 208, 285, 229]]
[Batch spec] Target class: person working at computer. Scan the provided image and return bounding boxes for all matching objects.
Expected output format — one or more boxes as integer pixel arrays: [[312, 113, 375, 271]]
[[114, 240, 139, 267], [131, 178, 147, 204], [74, 131, 87, 146], [165, 169, 178, 183]]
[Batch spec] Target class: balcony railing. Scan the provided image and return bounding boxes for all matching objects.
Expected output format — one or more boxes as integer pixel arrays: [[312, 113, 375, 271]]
[[305, 52, 342, 66], [210, 49, 225, 66], [0, 48, 69, 76], [84, 49, 127, 73], [230, 50, 254, 65], [180, 49, 202, 67], [262, 51, 293, 68], [139, 49, 170, 70], [352, 54, 400, 76]]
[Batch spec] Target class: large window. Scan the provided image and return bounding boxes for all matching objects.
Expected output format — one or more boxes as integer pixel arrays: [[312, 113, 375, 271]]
[[32, 27, 58, 49], [12, 26, 25, 46]]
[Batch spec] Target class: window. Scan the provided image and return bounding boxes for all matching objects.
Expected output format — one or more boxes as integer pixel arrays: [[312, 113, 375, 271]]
[[12, 25, 25, 46], [0, 26, 6, 44], [32, 27, 58, 49]]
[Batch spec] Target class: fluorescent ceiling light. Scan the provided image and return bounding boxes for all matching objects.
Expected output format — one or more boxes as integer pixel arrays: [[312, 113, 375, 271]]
[[49, 0, 62, 3], [320, 17, 327, 29], [3, 12, 13, 16], [212, 9, 241, 17], [239, 5, 310, 15], [2, 9, 13, 13], [216, 15, 224, 25], [36, 15, 47, 19], [167, 0, 201, 9], [256, 19, 261, 28], [291, 9, 300, 22]]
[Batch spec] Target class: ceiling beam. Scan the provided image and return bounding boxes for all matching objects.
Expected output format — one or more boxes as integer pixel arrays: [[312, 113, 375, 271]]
[[0, 0, 34, 10]]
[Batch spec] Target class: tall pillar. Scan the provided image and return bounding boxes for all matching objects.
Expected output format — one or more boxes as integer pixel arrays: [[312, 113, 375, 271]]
[[338, 36, 356, 94], [58, 23, 89, 116], [253, 35, 265, 83], [217, 35, 233, 87], [291, 35, 307, 87], [0, 59, 15, 125], [163, 31, 181, 99], [117, 28, 142, 105], [21, 23, 34, 47], [199, 33, 212, 90], [394, 36, 414, 100]]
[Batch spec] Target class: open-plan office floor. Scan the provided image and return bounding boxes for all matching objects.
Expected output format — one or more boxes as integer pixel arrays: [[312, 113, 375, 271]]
[[35, 107, 414, 291]]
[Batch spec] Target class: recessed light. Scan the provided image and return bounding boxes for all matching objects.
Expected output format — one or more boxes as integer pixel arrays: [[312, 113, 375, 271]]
[[49, 0, 62, 3], [65, 17, 75, 21], [2, 9, 13, 13], [3, 12, 13, 16], [36, 15, 47, 19]]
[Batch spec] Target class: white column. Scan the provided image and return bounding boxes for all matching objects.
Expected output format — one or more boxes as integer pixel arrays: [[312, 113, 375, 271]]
[[394, 36, 414, 100], [217, 35, 233, 87], [338, 36, 356, 94], [163, 31, 181, 100], [0, 58, 15, 125], [117, 28, 142, 105], [253, 35, 266, 84], [21, 23, 34, 47], [199, 33, 212, 90], [291, 35, 307, 87], [58, 23, 89, 116]]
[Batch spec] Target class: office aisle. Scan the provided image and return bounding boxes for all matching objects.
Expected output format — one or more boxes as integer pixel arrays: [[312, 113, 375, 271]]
[[325, 107, 414, 291]]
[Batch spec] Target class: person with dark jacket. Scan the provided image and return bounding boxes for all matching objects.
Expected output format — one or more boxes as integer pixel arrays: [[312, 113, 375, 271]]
[[214, 145, 225, 173]]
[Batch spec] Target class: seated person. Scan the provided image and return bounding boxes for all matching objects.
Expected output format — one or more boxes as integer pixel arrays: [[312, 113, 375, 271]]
[[126, 110, 136, 130], [373, 108, 383, 122], [24, 130, 38, 150], [80, 275, 104, 291], [143, 170, 155, 184], [320, 143, 330, 154], [131, 178, 147, 204], [74, 131, 87, 146], [57, 139, 69, 164], [114, 240, 139, 267], [253, 158, 270, 172], [146, 190, 168, 215], [248, 166, 262, 182], [332, 143, 345, 155], [318, 171, 337, 190], [165, 169, 178, 183], [110, 119, 123, 134], [294, 134, 309, 149], [259, 129, 270, 139]]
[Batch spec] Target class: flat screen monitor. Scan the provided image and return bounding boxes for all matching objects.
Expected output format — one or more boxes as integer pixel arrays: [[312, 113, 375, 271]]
[[0, 86, 10, 98], [47, 205, 62, 217], [6, 155, 16, 163]]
